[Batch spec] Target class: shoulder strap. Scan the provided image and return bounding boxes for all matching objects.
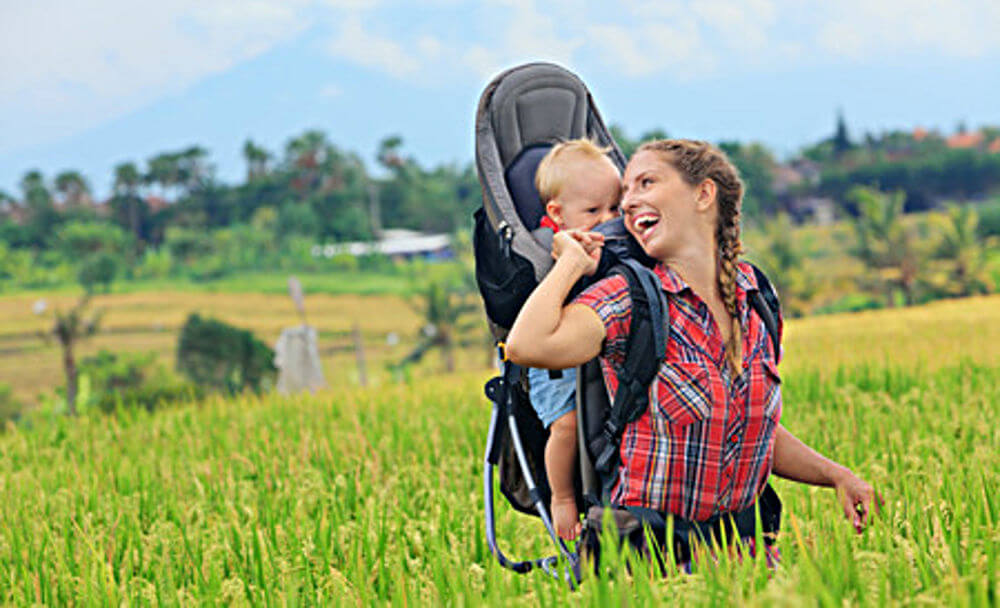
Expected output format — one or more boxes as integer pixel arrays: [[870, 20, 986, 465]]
[[746, 263, 781, 359], [591, 259, 666, 481]]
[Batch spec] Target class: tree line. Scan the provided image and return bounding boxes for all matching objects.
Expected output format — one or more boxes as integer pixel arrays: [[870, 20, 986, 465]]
[[2, 119, 1000, 292]]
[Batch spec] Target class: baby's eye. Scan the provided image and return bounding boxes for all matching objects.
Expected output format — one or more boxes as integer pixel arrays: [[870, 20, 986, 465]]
[[587, 207, 599, 214]]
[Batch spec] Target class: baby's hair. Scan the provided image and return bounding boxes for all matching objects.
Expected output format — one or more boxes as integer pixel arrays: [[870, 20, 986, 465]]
[[535, 138, 613, 204]]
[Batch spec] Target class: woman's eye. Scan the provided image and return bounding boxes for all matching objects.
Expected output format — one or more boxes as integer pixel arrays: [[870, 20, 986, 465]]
[[641, 177, 653, 187]]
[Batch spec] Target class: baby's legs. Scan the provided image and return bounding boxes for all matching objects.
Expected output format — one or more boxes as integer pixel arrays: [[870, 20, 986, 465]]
[[546, 409, 580, 540]]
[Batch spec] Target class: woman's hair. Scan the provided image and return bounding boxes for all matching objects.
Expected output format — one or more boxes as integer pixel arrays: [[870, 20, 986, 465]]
[[637, 139, 745, 374], [535, 138, 612, 204]]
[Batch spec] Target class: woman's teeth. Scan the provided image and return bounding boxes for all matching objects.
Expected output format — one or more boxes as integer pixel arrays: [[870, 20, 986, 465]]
[[634, 215, 659, 239]]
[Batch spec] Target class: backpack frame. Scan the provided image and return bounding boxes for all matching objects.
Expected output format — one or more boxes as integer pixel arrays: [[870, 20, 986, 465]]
[[474, 63, 783, 586]]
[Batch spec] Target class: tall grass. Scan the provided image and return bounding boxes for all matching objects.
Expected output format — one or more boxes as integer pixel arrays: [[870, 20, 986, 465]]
[[0, 355, 997, 604]]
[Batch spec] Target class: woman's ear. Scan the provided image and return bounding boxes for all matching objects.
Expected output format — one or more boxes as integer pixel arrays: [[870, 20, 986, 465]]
[[694, 179, 717, 212]]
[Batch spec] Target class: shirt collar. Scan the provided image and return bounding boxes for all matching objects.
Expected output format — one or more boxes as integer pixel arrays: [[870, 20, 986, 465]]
[[654, 261, 759, 297]]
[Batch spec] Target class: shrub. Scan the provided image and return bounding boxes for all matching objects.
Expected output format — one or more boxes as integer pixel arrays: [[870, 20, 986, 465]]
[[77, 251, 119, 293], [176, 314, 276, 394], [79, 350, 202, 413], [977, 198, 1000, 239], [0, 382, 22, 424]]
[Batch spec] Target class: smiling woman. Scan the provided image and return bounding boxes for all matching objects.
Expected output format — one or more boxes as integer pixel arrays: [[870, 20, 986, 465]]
[[505, 138, 877, 565]]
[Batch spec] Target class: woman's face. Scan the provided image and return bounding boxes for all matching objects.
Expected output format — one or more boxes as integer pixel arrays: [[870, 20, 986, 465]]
[[621, 150, 702, 261]]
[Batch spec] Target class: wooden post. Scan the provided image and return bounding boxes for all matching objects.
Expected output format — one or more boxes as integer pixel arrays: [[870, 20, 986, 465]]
[[353, 323, 368, 387]]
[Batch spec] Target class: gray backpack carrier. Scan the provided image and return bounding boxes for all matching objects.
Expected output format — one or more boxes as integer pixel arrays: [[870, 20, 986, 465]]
[[474, 63, 781, 586]]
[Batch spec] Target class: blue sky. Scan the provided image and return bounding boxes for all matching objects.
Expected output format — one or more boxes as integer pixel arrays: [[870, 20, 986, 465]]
[[2, 0, 999, 198]]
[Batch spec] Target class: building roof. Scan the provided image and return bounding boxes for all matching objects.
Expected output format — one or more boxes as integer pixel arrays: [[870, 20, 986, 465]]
[[946, 132, 984, 149]]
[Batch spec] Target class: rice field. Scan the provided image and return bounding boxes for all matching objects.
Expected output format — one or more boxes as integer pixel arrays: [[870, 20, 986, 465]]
[[0, 294, 998, 604]]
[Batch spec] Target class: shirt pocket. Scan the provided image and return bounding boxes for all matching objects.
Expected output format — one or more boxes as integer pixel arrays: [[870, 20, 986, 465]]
[[651, 361, 713, 427]]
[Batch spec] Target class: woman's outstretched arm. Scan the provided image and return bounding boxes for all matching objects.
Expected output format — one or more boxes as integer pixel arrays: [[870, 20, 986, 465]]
[[772, 424, 879, 532], [505, 231, 606, 369]]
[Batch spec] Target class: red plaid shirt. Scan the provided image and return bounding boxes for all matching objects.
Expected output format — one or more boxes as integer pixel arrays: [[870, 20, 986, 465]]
[[574, 261, 783, 522]]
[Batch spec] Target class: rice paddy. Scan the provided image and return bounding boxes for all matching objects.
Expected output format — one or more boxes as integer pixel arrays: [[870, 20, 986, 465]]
[[0, 294, 998, 605]]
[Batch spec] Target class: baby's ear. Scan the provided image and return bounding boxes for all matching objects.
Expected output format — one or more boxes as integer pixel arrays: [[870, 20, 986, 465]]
[[545, 200, 564, 226]]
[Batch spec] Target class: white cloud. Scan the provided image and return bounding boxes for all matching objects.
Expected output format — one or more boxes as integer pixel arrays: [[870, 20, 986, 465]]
[[587, 19, 716, 78], [0, 0, 311, 154], [3, 0, 1000, 159], [814, 0, 1000, 60], [595, 0, 1000, 76], [325, 16, 422, 77]]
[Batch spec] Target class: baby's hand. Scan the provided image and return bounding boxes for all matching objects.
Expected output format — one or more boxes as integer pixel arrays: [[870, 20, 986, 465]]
[[552, 230, 604, 276], [551, 496, 582, 541]]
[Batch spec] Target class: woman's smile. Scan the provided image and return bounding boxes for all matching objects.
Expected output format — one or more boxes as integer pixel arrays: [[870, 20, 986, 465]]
[[631, 211, 661, 243]]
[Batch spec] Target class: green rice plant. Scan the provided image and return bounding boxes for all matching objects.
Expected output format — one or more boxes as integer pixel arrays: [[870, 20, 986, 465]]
[[0, 306, 998, 604]]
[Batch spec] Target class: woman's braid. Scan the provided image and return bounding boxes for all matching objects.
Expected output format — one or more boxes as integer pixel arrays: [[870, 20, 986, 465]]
[[638, 139, 745, 374]]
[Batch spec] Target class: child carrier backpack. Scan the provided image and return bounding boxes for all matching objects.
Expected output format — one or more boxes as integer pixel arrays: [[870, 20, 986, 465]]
[[473, 62, 783, 585]]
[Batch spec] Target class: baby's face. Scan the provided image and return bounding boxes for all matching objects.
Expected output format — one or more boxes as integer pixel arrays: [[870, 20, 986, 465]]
[[547, 156, 622, 231]]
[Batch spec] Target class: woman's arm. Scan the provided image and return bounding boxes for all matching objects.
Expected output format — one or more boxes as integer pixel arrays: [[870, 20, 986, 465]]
[[505, 231, 606, 369], [772, 424, 879, 532]]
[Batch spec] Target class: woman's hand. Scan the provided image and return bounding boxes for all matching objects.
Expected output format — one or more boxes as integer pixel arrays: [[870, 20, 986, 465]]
[[772, 424, 882, 533], [831, 467, 881, 533], [552, 230, 604, 276]]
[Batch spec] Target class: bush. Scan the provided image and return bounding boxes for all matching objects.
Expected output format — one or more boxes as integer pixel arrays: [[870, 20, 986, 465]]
[[77, 251, 119, 292], [176, 314, 275, 394], [977, 198, 1000, 239], [79, 350, 202, 413], [0, 382, 22, 424], [133, 247, 173, 280]]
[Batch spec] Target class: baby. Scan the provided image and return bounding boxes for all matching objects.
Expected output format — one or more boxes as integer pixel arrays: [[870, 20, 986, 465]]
[[529, 138, 621, 540]]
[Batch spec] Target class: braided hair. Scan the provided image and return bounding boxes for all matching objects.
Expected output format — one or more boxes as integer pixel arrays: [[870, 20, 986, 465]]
[[636, 139, 745, 374]]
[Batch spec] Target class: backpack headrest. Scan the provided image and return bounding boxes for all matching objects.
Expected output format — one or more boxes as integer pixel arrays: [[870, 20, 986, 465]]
[[504, 144, 551, 230]]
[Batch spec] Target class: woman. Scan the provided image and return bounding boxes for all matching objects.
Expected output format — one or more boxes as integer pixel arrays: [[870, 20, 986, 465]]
[[505, 139, 876, 552]]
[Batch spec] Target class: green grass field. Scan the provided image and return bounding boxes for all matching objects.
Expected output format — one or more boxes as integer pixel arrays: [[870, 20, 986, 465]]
[[0, 295, 998, 604]]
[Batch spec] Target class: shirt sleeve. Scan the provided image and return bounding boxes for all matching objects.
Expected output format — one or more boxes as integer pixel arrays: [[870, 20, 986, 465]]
[[572, 275, 632, 369]]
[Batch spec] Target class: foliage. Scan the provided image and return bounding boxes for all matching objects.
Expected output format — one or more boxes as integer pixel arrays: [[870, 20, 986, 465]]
[[820, 148, 1000, 212], [927, 205, 996, 297], [42, 294, 102, 416], [977, 197, 1000, 239], [719, 141, 779, 220], [0, 312, 998, 602], [844, 187, 928, 306], [176, 314, 276, 394], [398, 259, 482, 372], [0, 382, 21, 424], [79, 349, 202, 413], [746, 213, 817, 316], [76, 251, 120, 293]]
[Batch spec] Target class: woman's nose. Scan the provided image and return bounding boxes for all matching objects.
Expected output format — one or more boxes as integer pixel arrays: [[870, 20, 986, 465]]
[[621, 194, 638, 214]]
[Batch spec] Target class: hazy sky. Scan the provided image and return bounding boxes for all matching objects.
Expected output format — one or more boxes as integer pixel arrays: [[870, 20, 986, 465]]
[[2, 0, 999, 197]]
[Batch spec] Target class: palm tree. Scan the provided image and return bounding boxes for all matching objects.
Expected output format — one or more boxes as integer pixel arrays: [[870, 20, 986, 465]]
[[0, 190, 15, 216], [19, 170, 49, 208], [286, 130, 329, 192], [398, 271, 480, 373], [146, 153, 180, 200], [113, 162, 146, 244], [750, 212, 817, 316], [242, 139, 271, 181], [54, 170, 91, 208], [178, 146, 210, 194], [933, 205, 995, 297], [42, 295, 102, 416], [846, 186, 924, 306]]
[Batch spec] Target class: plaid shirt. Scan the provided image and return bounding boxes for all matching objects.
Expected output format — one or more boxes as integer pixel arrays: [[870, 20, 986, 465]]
[[574, 261, 783, 522]]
